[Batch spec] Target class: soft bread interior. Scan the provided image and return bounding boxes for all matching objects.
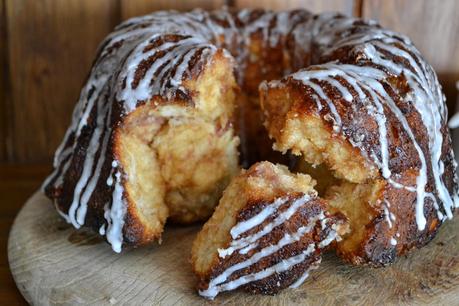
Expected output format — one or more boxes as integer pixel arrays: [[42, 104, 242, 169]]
[[294, 160, 338, 196], [153, 113, 239, 223], [261, 87, 377, 183], [118, 113, 168, 243], [117, 50, 240, 243], [260, 85, 383, 257], [324, 180, 383, 255], [191, 162, 316, 276]]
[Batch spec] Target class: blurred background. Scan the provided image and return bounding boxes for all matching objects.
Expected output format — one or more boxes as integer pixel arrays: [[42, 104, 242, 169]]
[[0, 0, 458, 304]]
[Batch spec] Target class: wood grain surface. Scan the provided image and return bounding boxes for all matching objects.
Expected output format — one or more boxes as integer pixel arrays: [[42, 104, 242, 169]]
[[2, 0, 459, 163], [234, 0, 356, 15], [0, 0, 9, 161], [361, 0, 459, 113], [8, 191, 459, 305], [120, 0, 226, 20], [4, 0, 120, 163], [1, 165, 50, 305]]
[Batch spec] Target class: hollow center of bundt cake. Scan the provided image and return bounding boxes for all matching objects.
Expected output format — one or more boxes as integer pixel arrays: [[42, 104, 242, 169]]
[[293, 162, 338, 196], [323, 180, 383, 254], [292, 159, 382, 255], [294, 151, 382, 256], [117, 51, 240, 229]]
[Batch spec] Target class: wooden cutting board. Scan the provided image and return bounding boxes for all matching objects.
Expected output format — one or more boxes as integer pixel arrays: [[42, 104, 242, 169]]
[[8, 191, 459, 305]]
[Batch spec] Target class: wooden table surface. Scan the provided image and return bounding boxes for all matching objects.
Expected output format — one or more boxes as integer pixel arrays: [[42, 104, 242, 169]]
[[6, 165, 459, 305], [1, 164, 50, 305]]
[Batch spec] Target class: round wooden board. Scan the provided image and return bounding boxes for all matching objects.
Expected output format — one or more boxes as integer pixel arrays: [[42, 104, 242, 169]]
[[8, 191, 459, 305]]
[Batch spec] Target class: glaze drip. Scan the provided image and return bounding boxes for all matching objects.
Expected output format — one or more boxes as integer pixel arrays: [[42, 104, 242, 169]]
[[201, 194, 340, 299]]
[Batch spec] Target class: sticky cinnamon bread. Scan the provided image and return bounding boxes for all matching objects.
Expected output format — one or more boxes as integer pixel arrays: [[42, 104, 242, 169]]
[[43, 7, 457, 265]]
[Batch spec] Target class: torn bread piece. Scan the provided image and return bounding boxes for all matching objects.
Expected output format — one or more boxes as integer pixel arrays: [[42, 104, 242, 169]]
[[44, 44, 240, 252], [191, 162, 348, 299]]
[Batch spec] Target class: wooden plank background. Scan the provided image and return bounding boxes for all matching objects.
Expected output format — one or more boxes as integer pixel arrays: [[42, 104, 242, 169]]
[[1, 0, 458, 164]]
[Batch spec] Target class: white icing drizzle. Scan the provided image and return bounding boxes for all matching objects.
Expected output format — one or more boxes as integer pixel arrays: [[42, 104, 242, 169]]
[[106, 172, 114, 187], [104, 169, 127, 253], [239, 243, 258, 255], [289, 258, 321, 289], [289, 271, 309, 289], [117, 35, 217, 112], [229, 196, 288, 239], [383, 201, 393, 228], [75, 100, 112, 226], [54, 201, 71, 223], [99, 224, 106, 235], [318, 226, 339, 248], [218, 194, 313, 258], [390, 212, 396, 222], [202, 195, 341, 299], [200, 244, 316, 299], [448, 81, 459, 128], [311, 93, 323, 111]]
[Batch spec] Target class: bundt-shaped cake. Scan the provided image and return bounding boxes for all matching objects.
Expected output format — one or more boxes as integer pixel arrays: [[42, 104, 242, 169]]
[[43, 5, 457, 271], [192, 162, 348, 299]]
